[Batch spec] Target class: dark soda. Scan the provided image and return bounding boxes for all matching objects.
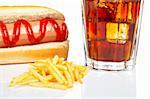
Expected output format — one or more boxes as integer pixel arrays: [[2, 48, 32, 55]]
[[84, 0, 141, 62]]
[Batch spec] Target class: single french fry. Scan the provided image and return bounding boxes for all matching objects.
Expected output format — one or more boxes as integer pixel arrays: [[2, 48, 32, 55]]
[[79, 74, 84, 79], [41, 68, 46, 77], [74, 67, 83, 84], [28, 82, 46, 88], [52, 55, 59, 65], [18, 79, 39, 85], [82, 67, 90, 77], [64, 70, 73, 87], [77, 65, 90, 78]]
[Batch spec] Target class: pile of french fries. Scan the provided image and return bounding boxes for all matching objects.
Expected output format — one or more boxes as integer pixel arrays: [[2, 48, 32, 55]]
[[10, 55, 90, 90]]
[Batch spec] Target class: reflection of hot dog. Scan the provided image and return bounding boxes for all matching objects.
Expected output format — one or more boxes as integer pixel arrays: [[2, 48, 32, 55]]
[[0, 6, 69, 64]]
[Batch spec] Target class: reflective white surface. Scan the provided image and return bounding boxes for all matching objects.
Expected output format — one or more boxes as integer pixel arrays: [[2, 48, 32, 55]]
[[0, 64, 135, 99]]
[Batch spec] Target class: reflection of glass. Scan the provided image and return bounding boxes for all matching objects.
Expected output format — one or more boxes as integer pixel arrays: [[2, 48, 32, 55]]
[[82, 0, 144, 70]]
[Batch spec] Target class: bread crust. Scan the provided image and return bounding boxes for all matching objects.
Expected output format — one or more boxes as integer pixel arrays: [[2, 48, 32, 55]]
[[0, 6, 65, 23], [0, 40, 69, 64]]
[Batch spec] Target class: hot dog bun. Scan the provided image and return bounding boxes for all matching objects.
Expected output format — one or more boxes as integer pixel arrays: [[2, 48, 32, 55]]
[[0, 41, 69, 64], [0, 6, 64, 24], [0, 6, 69, 64]]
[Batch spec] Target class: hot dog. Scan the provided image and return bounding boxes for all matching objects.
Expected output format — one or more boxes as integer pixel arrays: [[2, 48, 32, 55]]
[[0, 6, 69, 64]]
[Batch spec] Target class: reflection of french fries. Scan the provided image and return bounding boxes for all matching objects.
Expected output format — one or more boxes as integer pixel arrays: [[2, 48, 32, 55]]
[[10, 55, 90, 90]]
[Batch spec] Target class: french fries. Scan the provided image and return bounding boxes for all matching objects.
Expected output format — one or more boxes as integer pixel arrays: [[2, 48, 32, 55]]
[[10, 55, 90, 90]]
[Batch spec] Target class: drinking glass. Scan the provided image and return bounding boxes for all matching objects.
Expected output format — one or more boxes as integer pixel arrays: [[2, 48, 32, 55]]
[[82, 0, 144, 70]]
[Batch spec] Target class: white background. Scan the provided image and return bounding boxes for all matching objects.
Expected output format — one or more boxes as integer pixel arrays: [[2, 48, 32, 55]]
[[136, 0, 150, 99], [0, 0, 149, 99]]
